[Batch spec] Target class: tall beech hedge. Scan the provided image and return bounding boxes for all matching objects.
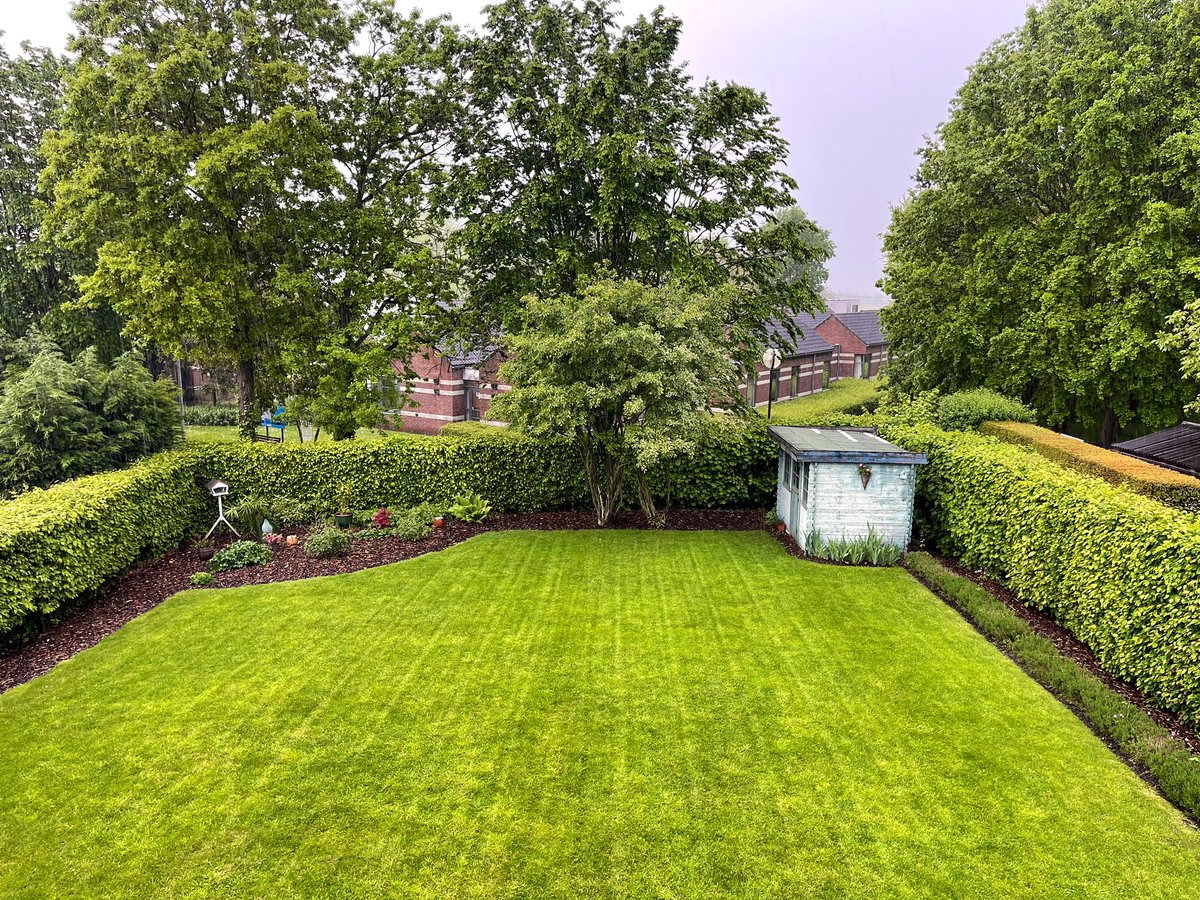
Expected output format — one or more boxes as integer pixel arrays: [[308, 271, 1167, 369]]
[[0, 450, 204, 645], [194, 421, 779, 514], [889, 424, 1200, 729]]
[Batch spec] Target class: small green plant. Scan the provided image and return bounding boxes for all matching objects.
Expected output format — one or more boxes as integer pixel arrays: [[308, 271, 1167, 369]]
[[305, 526, 351, 558], [190, 571, 214, 586], [336, 483, 356, 514], [765, 510, 780, 527], [807, 528, 902, 567], [209, 540, 273, 572], [450, 491, 492, 523]]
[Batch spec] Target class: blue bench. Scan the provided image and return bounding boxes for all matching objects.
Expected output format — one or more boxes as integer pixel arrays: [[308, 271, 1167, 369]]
[[259, 406, 287, 443]]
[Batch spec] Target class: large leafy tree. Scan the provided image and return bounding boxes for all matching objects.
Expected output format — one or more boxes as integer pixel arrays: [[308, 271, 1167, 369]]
[[276, 4, 466, 439], [881, 0, 1200, 444], [41, 0, 353, 434], [492, 279, 741, 526], [0, 38, 118, 357], [445, 0, 828, 354]]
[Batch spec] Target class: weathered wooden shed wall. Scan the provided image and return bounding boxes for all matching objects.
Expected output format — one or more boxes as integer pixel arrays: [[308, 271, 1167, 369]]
[[807, 462, 917, 548]]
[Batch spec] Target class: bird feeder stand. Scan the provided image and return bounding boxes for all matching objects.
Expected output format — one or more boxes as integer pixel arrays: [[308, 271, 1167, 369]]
[[204, 479, 240, 540]]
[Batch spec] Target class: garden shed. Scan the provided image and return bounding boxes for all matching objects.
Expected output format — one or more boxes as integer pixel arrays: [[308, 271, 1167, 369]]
[[767, 426, 927, 551]]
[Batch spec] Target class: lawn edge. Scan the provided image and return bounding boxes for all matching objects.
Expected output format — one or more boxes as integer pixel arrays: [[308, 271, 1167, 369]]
[[904, 551, 1200, 827]]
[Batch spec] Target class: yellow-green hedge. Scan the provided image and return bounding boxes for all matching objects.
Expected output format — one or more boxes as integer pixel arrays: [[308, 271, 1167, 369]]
[[981, 420, 1200, 511], [194, 421, 779, 515], [0, 450, 204, 644], [889, 424, 1200, 729]]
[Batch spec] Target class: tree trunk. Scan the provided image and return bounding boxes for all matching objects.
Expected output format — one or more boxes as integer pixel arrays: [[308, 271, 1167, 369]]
[[580, 439, 625, 526], [636, 471, 663, 527], [1098, 401, 1118, 448], [237, 359, 257, 440]]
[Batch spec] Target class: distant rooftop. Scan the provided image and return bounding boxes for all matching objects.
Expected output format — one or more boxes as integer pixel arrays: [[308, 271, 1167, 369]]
[[766, 311, 834, 356], [831, 311, 888, 346]]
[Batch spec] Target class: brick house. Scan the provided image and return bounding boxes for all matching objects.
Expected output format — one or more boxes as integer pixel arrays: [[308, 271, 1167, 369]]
[[814, 311, 889, 379], [745, 313, 837, 408], [387, 344, 507, 435]]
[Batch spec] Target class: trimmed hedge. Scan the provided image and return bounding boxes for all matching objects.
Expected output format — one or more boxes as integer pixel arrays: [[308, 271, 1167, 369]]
[[195, 420, 780, 515], [889, 424, 1200, 729], [0, 450, 204, 645], [766, 378, 880, 422], [182, 404, 239, 426], [906, 552, 1200, 822], [981, 420, 1200, 511]]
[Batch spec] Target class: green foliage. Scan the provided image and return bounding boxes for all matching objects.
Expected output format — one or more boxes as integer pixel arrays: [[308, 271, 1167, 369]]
[[304, 526, 350, 559], [981, 420, 1200, 511], [449, 492, 492, 524], [907, 552, 1200, 823], [765, 378, 880, 423], [889, 423, 1200, 729], [936, 389, 1035, 432], [882, 0, 1200, 442], [182, 405, 239, 427], [208, 540, 272, 573], [444, 0, 827, 343], [807, 527, 903, 567], [190, 572, 214, 587], [493, 280, 744, 524], [0, 450, 203, 644], [0, 344, 181, 492], [0, 42, 119, 355]]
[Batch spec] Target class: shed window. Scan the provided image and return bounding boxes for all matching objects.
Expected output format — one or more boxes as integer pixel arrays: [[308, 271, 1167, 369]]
[[799, 462, 811, 507], [790, 366, 800, 396]]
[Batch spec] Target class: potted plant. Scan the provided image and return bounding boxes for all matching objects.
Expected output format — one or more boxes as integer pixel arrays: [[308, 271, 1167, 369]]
[[766, 510, 786, 533], [335, 483, 355, 529], [196, 538, 216, 561], [433, 514, 446, 529]]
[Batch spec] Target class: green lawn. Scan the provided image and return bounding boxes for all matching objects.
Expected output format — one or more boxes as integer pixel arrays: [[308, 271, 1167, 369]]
[[183, 424, 398, 443], [1, 531, 1198, 898]]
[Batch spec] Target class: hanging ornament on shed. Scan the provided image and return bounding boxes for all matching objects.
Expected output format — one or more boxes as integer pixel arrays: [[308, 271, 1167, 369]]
[[858, 463, 872, 489]]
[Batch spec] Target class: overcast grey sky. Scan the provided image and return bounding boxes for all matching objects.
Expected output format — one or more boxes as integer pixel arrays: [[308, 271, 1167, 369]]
[[2, 0, 1033, 298]]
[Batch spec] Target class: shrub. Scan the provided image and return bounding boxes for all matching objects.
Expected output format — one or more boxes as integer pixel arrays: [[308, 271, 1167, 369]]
[[906, 552, 1200, 823], [182, 404, 238, 426], [981, 420, 1200, 511], [888, 423, 1200, 729], [391, 512, 433, 541], [209, 540, 272, 572], [373, 508, 392, 528], [935, 388, 1035, 431], [450, 491, 492, 523], [190, 572, 214, 586], [0, 449, 203, 646], [305, 527, 350, 558]]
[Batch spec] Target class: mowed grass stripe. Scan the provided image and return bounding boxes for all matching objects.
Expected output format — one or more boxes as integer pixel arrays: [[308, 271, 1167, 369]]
[[0, 530, 1198, 899]]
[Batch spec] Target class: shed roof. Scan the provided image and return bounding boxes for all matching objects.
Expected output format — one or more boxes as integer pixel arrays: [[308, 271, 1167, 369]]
[[1113, 422, 1200, 477], [768, 426, 927, 465]]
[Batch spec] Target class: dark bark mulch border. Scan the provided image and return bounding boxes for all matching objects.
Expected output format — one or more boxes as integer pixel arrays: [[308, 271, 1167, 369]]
[[0, 509, 765, 694]]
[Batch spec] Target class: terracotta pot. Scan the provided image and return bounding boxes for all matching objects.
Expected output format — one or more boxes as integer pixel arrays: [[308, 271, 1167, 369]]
[[198, 546, 216, 561], [433, 516, 446, 529], [285, 534, 300, 547], [775, 522, 786, 534]]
